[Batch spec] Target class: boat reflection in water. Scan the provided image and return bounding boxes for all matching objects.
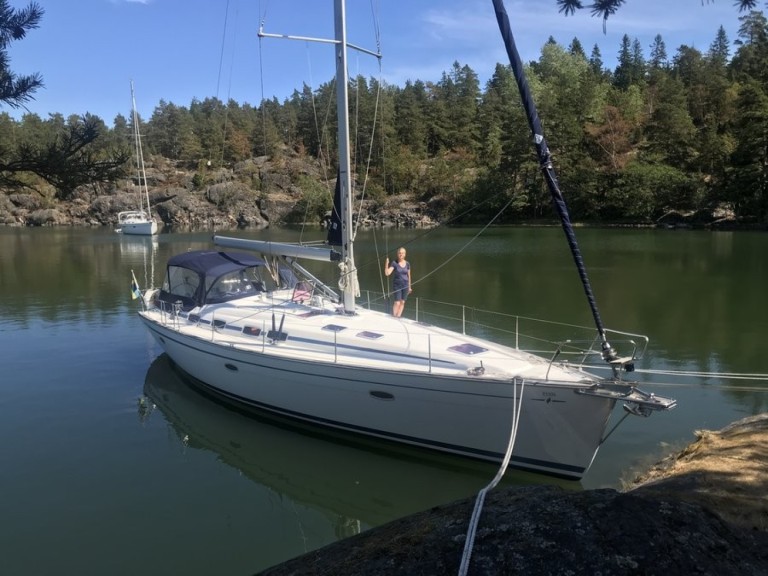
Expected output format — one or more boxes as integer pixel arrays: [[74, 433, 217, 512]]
[[119, 234, 158, 257], [142, 354, 577, 535]]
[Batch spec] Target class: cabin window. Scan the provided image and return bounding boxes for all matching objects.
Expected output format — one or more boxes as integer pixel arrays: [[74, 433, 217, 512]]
[[207, 270, 255, 301], [206, 266, 278, 303], [164, 266, 200, 299]]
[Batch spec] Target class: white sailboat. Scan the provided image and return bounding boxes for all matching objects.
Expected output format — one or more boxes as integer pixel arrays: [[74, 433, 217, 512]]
[[134, 0, 675, 480], [117, 81, 158, 236]]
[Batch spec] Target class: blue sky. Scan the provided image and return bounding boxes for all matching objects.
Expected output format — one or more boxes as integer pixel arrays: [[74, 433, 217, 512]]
[[5, 0, 744, 125]]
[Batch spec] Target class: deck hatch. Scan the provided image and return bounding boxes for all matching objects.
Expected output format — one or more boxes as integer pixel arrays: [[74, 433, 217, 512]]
[[448, 343, 488, 355], [357, 331, 383, 340]]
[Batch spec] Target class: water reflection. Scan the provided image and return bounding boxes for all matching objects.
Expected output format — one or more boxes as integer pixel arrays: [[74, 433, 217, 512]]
[[119, 234, 160, 296], [142, 354, 577, 532], [118, 234, 159, 256]]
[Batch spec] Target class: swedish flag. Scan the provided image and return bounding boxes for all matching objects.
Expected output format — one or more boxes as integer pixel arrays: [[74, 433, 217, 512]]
[[131, 270, 142, 300]]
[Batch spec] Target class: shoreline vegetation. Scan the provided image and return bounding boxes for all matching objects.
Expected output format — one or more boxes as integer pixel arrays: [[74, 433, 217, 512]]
[[4, 11, 768, 231], [260, 413, 768, 575]]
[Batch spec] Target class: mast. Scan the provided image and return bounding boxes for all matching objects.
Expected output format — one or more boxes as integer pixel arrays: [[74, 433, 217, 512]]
[[334, 0, 357, 314], [258, 2, 373, 311], [130, 81, 150, 216]]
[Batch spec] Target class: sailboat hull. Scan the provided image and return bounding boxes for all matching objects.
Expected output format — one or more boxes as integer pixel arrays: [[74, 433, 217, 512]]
[[133, 0, 677, 484], [140, 311, 615, 480], [119, 219, 158, 236]]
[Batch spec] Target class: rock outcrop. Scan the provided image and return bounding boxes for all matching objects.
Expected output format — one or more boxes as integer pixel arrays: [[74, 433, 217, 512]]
[[259, 414, 768, 575], [2, 153, 439, 231]]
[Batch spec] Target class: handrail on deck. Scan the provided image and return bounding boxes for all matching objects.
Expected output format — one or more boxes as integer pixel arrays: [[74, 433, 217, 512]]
[[147, 290, 648, 378], [367, 293, 650, 375]]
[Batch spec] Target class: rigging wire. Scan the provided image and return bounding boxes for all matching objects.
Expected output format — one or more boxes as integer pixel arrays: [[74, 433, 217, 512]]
[[305, 72, 337, 245], [365, 194, 515, 308], [345, 0, 383, 244], [414, 198, 514, 286], [354, 186, 519, 308], [257, 0, 276, 261], [257, 0, 336, 246], [215, 0, 231, 105], [369, 0, 381, 53], [258, 1, 270, 157], [352, 0, 387, 297], [378, 224, 389, 299], [299, 42, 322, 244], [352, 59, 383, 241], [216, 0, 239, 167]]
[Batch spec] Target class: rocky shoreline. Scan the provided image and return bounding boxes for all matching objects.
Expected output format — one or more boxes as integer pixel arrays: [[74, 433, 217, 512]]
[[259, 414, 768, 575], [0, 155, 441, 231], [2, 154, 764, 232]]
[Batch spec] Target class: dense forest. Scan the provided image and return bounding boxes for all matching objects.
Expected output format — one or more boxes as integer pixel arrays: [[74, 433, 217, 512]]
[[3, 9, 768, 226]]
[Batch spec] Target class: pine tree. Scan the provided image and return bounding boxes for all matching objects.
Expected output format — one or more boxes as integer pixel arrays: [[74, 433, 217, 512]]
[[0, 2, 127, 198], [649, 35, 668, 70], [0, 1, 43, 109]]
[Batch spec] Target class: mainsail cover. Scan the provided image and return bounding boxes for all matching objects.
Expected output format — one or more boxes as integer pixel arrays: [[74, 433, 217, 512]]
[[491, 0, 616, 361]]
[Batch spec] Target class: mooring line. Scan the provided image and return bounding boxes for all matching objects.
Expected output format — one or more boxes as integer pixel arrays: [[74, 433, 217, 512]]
[[588, 366, 768, 390], [636, 368, 768, 380], [458, 379, 526, 576]]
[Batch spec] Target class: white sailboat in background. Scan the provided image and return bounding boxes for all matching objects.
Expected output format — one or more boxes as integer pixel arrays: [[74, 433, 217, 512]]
[[133, 0, 676, 480], [117, 81, 158, 236]]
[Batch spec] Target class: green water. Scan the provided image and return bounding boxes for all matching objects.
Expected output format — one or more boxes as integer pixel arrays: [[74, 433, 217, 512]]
[[1, 226, 766, 575]]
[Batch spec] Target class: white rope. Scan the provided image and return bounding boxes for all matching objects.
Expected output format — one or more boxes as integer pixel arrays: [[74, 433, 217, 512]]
[[338, 258, 360, 298], [458, 379, 526, 576]]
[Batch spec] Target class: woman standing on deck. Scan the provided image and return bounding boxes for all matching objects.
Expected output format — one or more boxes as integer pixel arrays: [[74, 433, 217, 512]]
[[384, 247, 412, 317]]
